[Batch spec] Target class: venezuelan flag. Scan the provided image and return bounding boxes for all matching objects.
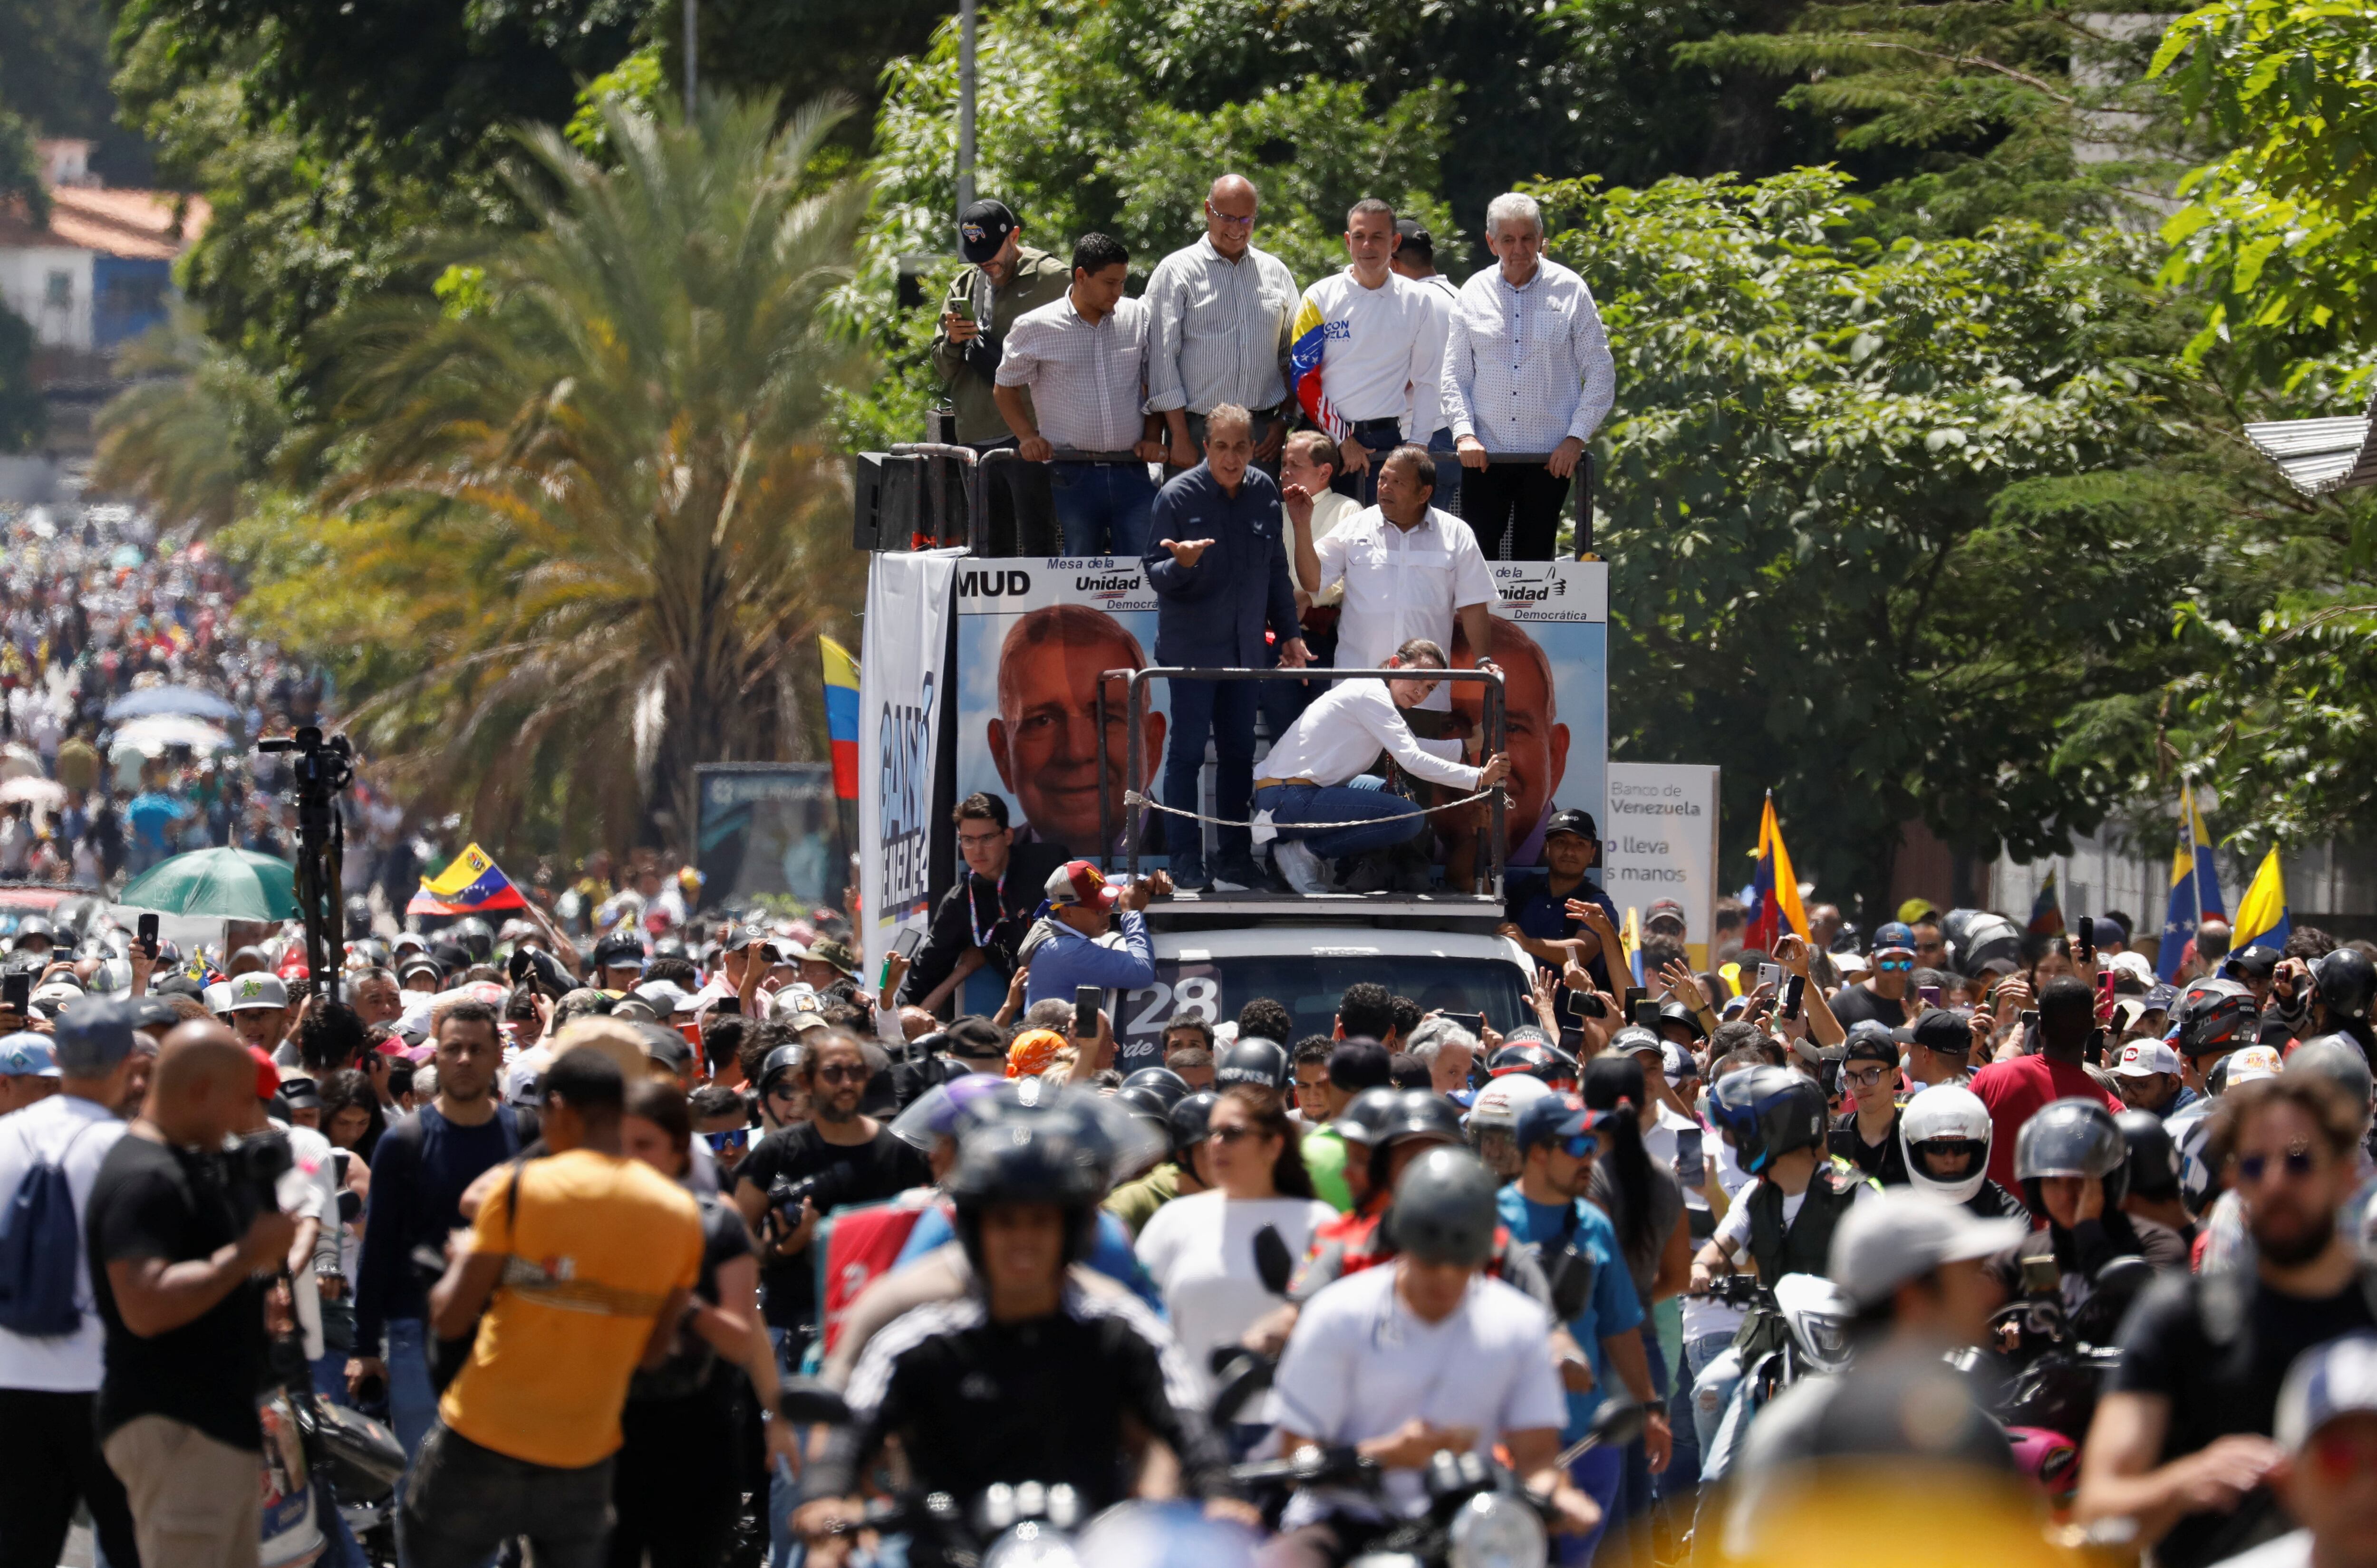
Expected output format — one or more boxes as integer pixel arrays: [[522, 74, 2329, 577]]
[[2232, 846, 2291, 954], [821, 635, 860, 800], [2028, 867, 2065, 936], [2155, 782, 2228, 981], [1288, 297, 1349, 442], [1746, 792, 1809, 952], [408, 843, 529, 916]]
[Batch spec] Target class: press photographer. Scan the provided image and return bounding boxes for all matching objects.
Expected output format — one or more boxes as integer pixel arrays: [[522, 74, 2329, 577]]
[[86, 1020, 303, 1568]]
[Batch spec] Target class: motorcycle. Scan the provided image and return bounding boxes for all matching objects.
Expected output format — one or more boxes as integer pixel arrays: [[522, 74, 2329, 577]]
[[1691, 1271, 1855, 1485], [1951, 1253, 2152, 1510]]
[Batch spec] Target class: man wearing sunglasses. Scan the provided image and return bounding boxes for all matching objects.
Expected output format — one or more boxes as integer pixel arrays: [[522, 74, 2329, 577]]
[[2078, 1075, 2377, 1568], [1827, 1027, 1909, 1186], [1826, 922, 1921, 1031], [1497, 1092, 1666, 1566]]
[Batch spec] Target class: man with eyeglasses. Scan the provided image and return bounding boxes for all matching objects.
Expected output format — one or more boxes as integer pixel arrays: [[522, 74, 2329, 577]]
[[1827, 921, 1922, 1031], [1827, 1027, 1910, 1185], [2078, 1074, 2377, 1568], [898, 792, 1067, 1017], [1250, 638, 1510, 895], [1144, 174, 1302, 477]]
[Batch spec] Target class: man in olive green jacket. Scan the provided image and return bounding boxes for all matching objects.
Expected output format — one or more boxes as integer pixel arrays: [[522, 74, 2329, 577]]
[[931, 199, 1071, 554]]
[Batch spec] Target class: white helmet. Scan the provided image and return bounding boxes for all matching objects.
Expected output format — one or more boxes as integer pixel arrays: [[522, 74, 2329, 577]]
[[1899, 1084, 1993, 1204], [1467, 1073, 1553, 1133]]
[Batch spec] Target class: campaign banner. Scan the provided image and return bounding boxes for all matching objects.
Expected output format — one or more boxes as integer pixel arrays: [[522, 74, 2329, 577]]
[[860, 548, 964, 975], [694, 763, 840, 909], [1469, 559, 1608, 872], [1603, 762, 1721, 970], [952, 555, 1176, 867]]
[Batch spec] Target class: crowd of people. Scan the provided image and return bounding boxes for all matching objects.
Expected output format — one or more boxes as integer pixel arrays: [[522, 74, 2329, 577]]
[[0, 818, 2368, 1568]]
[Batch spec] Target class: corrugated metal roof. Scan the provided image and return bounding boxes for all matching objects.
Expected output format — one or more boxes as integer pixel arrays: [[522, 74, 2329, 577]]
[[2244, 390, 2377, 497], [0, 187, 210, 261]]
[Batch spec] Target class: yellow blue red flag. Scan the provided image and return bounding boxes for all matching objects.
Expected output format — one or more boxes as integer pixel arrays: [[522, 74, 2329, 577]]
[[2156, 782, 2227, 981], [2232, 846, 2290, 954], [1746, 792, 1809, 951], [1288, 297, 1349, 442], [409, 843, 529, 916]]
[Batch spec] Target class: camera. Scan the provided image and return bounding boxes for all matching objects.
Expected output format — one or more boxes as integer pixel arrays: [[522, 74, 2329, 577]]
[[507, 946, 571, 1000], [765, 1166, 860, 1238], [221, 1129, 294, 1227]]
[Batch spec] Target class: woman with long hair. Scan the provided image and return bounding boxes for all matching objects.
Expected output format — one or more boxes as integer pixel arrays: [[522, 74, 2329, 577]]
[[610, 1080, 793, 1568]]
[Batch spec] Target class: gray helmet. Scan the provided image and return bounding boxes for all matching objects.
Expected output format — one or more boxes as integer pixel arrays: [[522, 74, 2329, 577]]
[[1333, 1086, 1406, 1148], [2287, 1034, 2376, 1123], [2015, 1097, 2129, 1212], [1383, 1147, 1501, 1268], [1121, 1066, 1192, 1110], [1216, 1037, 1291, 1093]]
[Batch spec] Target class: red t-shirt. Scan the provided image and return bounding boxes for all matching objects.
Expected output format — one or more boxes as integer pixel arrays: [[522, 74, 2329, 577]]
[[1967, 1054, 2125, 1188]]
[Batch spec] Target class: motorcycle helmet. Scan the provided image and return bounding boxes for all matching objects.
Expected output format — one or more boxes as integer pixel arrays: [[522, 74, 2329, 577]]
[[1487, 1041, 1579, 1090], [2170, 1106, 2222, 1212], [1120, 1066, 1192, 1110], [2286, 1034, 2376, 1118], [1655, 999, 1705, 1042], [2013, 1098, 2129, 1217], [1942, 908, 2022, 978], [945, 1112, 1107, 1271], [2314, 948, 2376, 1022], [1382, 1147, 1500, 1268], [1332, 1086, 1407, 1150], [755, 1044, 804, 1102], [2176, 980, 2258, 1061], [1467, 1072, 1554, 1134], [343, 895, 374, 945], [1113, 1085, 1177, 1142], [2115, 1109, 2183, 1202], [1899, 1084, 1993, 1204], [1367, 1087, 1468, 1191], [451, 916, 495, 963], [1706, 1064, 1827, 1175], [1215, 1037, 1291, 1093], [1168, 1091, 1219, 1157]]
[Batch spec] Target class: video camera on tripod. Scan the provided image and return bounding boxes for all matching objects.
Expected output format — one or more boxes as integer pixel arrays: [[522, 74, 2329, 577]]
[[256, 725, 357, 1004]]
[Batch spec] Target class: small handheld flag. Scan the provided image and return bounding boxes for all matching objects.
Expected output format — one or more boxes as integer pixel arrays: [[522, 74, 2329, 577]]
[[1288, 297, 1350, 442], [2156, 783, 2228, 981], [2028, 867, 2065, 936], [409, 843, 529, 917], [2232, 847, 2291, 954], [1746, 792, 1809, 952], [821, 636, 860, 801]]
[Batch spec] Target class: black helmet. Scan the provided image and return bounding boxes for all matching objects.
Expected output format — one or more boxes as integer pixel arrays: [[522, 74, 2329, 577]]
[[1706, 1065, 1828, 1174], [2015, 1097, 2129, 1215], [1382, 1147, 1501, 1268], [451, 916, 495, 962], [756, 1044, 804, 1099], [1333, 1086, 1406, 1149], [591, 932, 645, 972], [1216, 1038, 1291, 1093], [1380, 1087, 1466, 1149], [2179, 981, 2258, 1058], [1121, 1067, 1192, 1109], [2115, 1109, 2182, 1202], [1115, 1084, 1176, 1131], [343, 896, 373, 943], [1655, 998, 1705, 1042], [1487, 1041, 1578, 1088], [1168, 1091, 1218, 1155], [2314, 949, 2376, 1022], [946, 1114, 1106, 1270]]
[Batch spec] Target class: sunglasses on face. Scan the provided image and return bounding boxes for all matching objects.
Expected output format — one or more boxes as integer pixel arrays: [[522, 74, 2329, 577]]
[[813, 1063, 867, 1085], [1556, 1134, 1601, 1161], [1210, 1124, 1269, 1145], [704, 1127, 750, 1154], [2234, 1144, 2319, 1185], [1875, 957, 1913, 972]]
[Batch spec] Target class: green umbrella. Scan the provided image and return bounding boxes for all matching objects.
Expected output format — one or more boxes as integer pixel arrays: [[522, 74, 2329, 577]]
[[119, 847, 299, 922]]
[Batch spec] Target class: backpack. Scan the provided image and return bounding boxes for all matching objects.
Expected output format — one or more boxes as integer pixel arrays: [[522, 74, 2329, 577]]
[[0, 1120, 107, 1337]]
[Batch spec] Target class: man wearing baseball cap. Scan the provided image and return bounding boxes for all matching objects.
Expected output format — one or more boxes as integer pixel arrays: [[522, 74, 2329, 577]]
[[1828, 1024, 1909, 1185], [2114, 1037, 2196, 1120], [1898, 1007, 1978, 1088], [1829, 921, 1920, 1030], [1498, 807, 1623, 991], [931, 199, 1070, 551], [2211, 1333, 2377, 1568], [222, 970, 291, 1058], [1014, 860, 1168, 1010], [0, 1032, 61, 1115]]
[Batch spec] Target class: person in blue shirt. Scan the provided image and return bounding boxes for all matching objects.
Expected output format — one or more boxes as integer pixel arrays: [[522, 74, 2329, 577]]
[[1498, 808, 1622, 991], [1142, 404, 1311, 890], [1497, 1091, 1671, 1566], [1015, 859, 1167, 1009], [122, 788, 190, 876]]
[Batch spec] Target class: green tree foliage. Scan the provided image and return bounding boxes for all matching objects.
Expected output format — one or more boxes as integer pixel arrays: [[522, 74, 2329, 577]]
[[0, 98, 46, 223], [1551, 168, 2204, 914], [0, 0, 151, 180], [92, 307, 287, 531], [2151, 0, 2377, 380], [236, 96, 871, 856], [0, 301, 44, 453]]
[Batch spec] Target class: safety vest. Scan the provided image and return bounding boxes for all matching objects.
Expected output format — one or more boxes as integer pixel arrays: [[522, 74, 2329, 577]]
[[1746, 1157, 1875, 1282]]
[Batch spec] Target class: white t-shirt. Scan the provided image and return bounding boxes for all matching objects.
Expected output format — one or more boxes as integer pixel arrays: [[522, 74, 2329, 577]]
[[1710, 1174, 1877, 1253], [1680, 1126, 1755, 1344], [1296, 269, 1444, 434], [1272, 1263, 1567, 1522], [0, 1095, 127, 1391], [278, 1119, 343, 1363], [1133, 1191, 1335, 1397]]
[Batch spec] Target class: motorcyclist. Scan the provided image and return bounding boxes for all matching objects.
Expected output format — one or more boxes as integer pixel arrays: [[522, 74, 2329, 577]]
[[797, 1103, 1250, 1565], [1266, 1148, 1602, 1568], [1899, 1083, 2025, 1221], [1468, 1071, 1554, 1180], [2118, 1108, 2199, 1247], [1689, 1067, 1877, 1292], [2308, 949, 2377, 1060], [1986, 1098, 2187, 1314]]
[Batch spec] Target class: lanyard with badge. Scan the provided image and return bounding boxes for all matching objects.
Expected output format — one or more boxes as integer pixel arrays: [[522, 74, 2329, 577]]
[[969, 867, 1009, 949]]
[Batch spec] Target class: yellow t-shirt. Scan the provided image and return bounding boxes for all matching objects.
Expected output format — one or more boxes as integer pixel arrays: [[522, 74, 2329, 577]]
[[438, 1148, 703, 1469]]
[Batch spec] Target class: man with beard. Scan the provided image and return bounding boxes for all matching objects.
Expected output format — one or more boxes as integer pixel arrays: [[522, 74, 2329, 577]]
[[2077, 1075, 2377, 1568]]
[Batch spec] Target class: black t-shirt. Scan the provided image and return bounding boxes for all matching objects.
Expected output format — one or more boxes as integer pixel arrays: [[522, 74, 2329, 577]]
[[2109, 1269, 2377, 1568], [86, 1133, 268, 1451], [631, 1191, 756, 1403], [737, 1123, 930, 1330], [1827, 984, 1910, 1030], [1828, 1109, 1909, 1186]]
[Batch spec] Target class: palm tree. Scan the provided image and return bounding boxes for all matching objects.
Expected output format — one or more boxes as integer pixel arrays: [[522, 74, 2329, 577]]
[[314, 93, 871, 857], [92, 306, 288, 534]]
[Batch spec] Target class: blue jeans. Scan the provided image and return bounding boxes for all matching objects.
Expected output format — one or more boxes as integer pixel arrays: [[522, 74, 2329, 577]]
[[1049, 462, 1156, 557], [1254, 777, 1425, 860], [1164, 678, 1258, 875], [1660, 1331, 1733, 1499], [1560, 1443, 1628, 1567], [1427, 425, 1463, 516], [385, 1317, 440, 1478]]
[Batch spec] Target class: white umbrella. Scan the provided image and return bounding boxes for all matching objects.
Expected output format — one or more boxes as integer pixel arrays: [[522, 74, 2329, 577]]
[[108, 714, 236, 760], [0, 777, 66, 807], [0, 744, 39, 782]]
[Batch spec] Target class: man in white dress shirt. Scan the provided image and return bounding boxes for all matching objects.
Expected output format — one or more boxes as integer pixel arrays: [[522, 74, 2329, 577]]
[[1250, 639, 1508, 895], [1442, 191, 1617, 562]]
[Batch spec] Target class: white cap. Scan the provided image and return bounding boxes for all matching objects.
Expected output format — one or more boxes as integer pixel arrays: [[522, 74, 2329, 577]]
[[2276, 1333, 2377, 1450], [634, 980, 691, 1014], [29, 979, 85, 1011], [2225, 1044, 2285, 1085], [224, 972, 289, 1012], [203, 980, 234, 1017], [2113, 1039, 2182, 1078], [1827, 1189, 2029, 1310], [2110, 951, 2155, 984], [1468, 1072, 1553, 1132]]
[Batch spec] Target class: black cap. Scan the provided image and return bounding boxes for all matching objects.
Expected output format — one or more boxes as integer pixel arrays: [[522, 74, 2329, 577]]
[[1393, 217, 1434, 262], [1841, 1022, 1899, 1067], [1544, 808, 1599, 844], [2224, 944, 2280, 981], [1894, 1008, 1972, 1058], [1327, 1039, 1393, 1091], [959, 200, 1018, 264]]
